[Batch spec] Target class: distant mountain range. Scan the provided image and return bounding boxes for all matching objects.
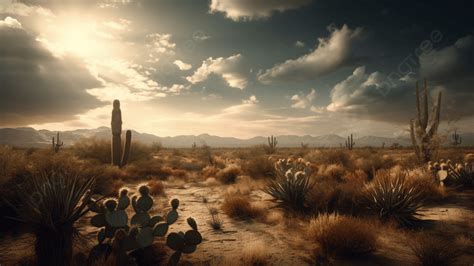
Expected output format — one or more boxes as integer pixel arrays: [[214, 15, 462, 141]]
[[1, 127, 473, 148]]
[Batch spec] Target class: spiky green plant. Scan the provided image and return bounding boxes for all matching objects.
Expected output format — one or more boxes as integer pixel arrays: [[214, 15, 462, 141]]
[[263, 158, 313, 212], [364, 171, 425, 226], [5, 170, 95, 266]]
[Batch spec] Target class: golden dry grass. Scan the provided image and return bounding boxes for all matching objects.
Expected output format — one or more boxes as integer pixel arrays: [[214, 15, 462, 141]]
[[221, 193, 266, 220], [308, 214, 378, 258], [409, 233, 461, 266]]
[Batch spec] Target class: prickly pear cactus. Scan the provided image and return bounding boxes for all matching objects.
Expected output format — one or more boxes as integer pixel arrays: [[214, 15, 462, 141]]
[[88, 185, 202, 265]]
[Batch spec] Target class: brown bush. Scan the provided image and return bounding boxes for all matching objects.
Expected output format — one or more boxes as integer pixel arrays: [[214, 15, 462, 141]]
[[305, 149, 351, 168], [147, 180, 165, 196], [306, 177, 365, 215], [222, 194, 265, 220], [216, 165, 241, 184], [0, 145, 27, 184], [241, 241, 271, 266], [73, 137, 153, 164], [241, 155, 274, 179], [308, 214, 377, 258], [409, 233, 461, 266], [125, 159, 173, 179], [202, 165, 220, 179]]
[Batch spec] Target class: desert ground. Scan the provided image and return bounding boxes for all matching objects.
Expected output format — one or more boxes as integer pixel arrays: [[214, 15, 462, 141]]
[[0, 143, 473, 266]]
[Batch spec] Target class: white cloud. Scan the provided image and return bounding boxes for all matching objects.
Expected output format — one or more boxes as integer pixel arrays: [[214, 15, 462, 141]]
[[0, 16, 22, 28], [146, 33, 176, 56], [243, 95, 259, 104], [258, 25, 363, 84], [187, 54, 248, 89], [291, 89, 316, 109], [173, 59, 192, 70], [209, 0, 311, 21], [103, 19, 131, 31], [294, 40, 305, 48]]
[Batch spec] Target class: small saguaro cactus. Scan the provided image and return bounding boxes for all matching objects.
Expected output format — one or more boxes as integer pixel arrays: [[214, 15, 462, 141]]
[[52, 132, 64, 152], [410, 79, 442, 162], [345, 134, 355, 150], [451, 130, 462, 146], [265, 135, 278, 154], [111, 99, 132, 167]]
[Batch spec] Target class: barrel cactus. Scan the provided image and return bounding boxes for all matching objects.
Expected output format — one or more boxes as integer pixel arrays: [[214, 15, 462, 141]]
[[88, 185, 202, 265]]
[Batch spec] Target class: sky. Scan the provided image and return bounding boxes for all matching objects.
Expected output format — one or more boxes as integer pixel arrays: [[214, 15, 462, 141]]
[[0, 0, 473, 138]]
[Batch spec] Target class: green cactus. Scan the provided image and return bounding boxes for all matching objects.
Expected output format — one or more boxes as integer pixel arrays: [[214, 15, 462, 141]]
[[345, 134, 355, 150], [52, 131, 64, 153], [88, 185, 202, 265], [111, 99, 132, 168], [265, 135, 278, 154]]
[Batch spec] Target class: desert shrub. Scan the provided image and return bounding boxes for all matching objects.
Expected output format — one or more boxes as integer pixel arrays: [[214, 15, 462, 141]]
[[202, 165, 220, 179], [179, 159, 206, 171], [73, 137, 153, 164], [305, 149, 351, 168], [0, 145, 27, 184], [353, 153, 396, 180], [5, 170, 95, 266], [306, 177, 365, 215], [147, 180, 165, 196], [407, 172, 448, 204], [208, 212, 223, 230], [308, 214, 377, 258], [263, 158, 313, 212], [364, 171, 425, 226], [242, 155, 275, 179], [73, 137, 111, 164], [241, 241, 270, 266], [216, 164, 241, 184], [409, 233, 461, 266], [318, 163, 346, 180], [222, 194, 265, 220], [125, 159, 173, 179]]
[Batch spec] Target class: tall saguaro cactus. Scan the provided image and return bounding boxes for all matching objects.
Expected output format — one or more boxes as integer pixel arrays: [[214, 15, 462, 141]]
[[345, 134, 355, 150], [266, 135, 278, 154], [451, 130, 462, 146], [410, 79, 442, 162], [111, 99, 132, 167], [52, 132, 64, 153]]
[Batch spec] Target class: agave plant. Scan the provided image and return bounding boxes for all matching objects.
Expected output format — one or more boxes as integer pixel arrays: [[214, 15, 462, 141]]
[[5, 170, 96, 266], [364, 171, 425, 227], [263, 158, 313, 212]]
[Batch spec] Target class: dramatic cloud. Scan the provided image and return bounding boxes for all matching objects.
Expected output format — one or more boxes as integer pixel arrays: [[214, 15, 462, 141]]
[[291, 89, 316, 109], [0, 17, 104, 126], [146, 33, 176, 59], [327, 66, 415, 123], [294, 40, 305, 48], [209, 0, 311, 21], [187, 54, 248, 89], [242, 95, 259, 104], [258, 25, 363, 84]]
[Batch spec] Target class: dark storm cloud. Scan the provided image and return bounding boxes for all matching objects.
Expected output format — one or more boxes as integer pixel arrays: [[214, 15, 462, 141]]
[[326, 35, 474, 123], [0, 17, 104, 126]]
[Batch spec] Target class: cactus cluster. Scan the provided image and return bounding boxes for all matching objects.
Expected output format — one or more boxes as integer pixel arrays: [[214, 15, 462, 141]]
[[265, 135, 278, 154], [88, 185, 202, 265], [345, 134, 355, 150], [410, 79, 442, 162], [52, 131, 64, 153], [428, 159, 473, 188], [263, 158, 313, 212], [111, 99, 132, 168]]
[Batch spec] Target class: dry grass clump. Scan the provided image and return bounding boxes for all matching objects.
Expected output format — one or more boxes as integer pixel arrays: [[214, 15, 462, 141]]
[[409, 233, 461, 266], [407, 173, 448, 204], [0, 145, 27, 184], [308, 214, 378, 258], [125, 159, 172, 179], [221, 193, 265, 220], [353, 152, 395, 179], [241, 241, 271, 266], [318, 163, 346, 180], [216, 164, 241, 184], [73, 137, 154, 164], [305, 149, 351, 167], [147, 180, 165, 196], [306, 177, 365, 215], [241, 155, 274, 179], [202, 165, 220, 179]]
